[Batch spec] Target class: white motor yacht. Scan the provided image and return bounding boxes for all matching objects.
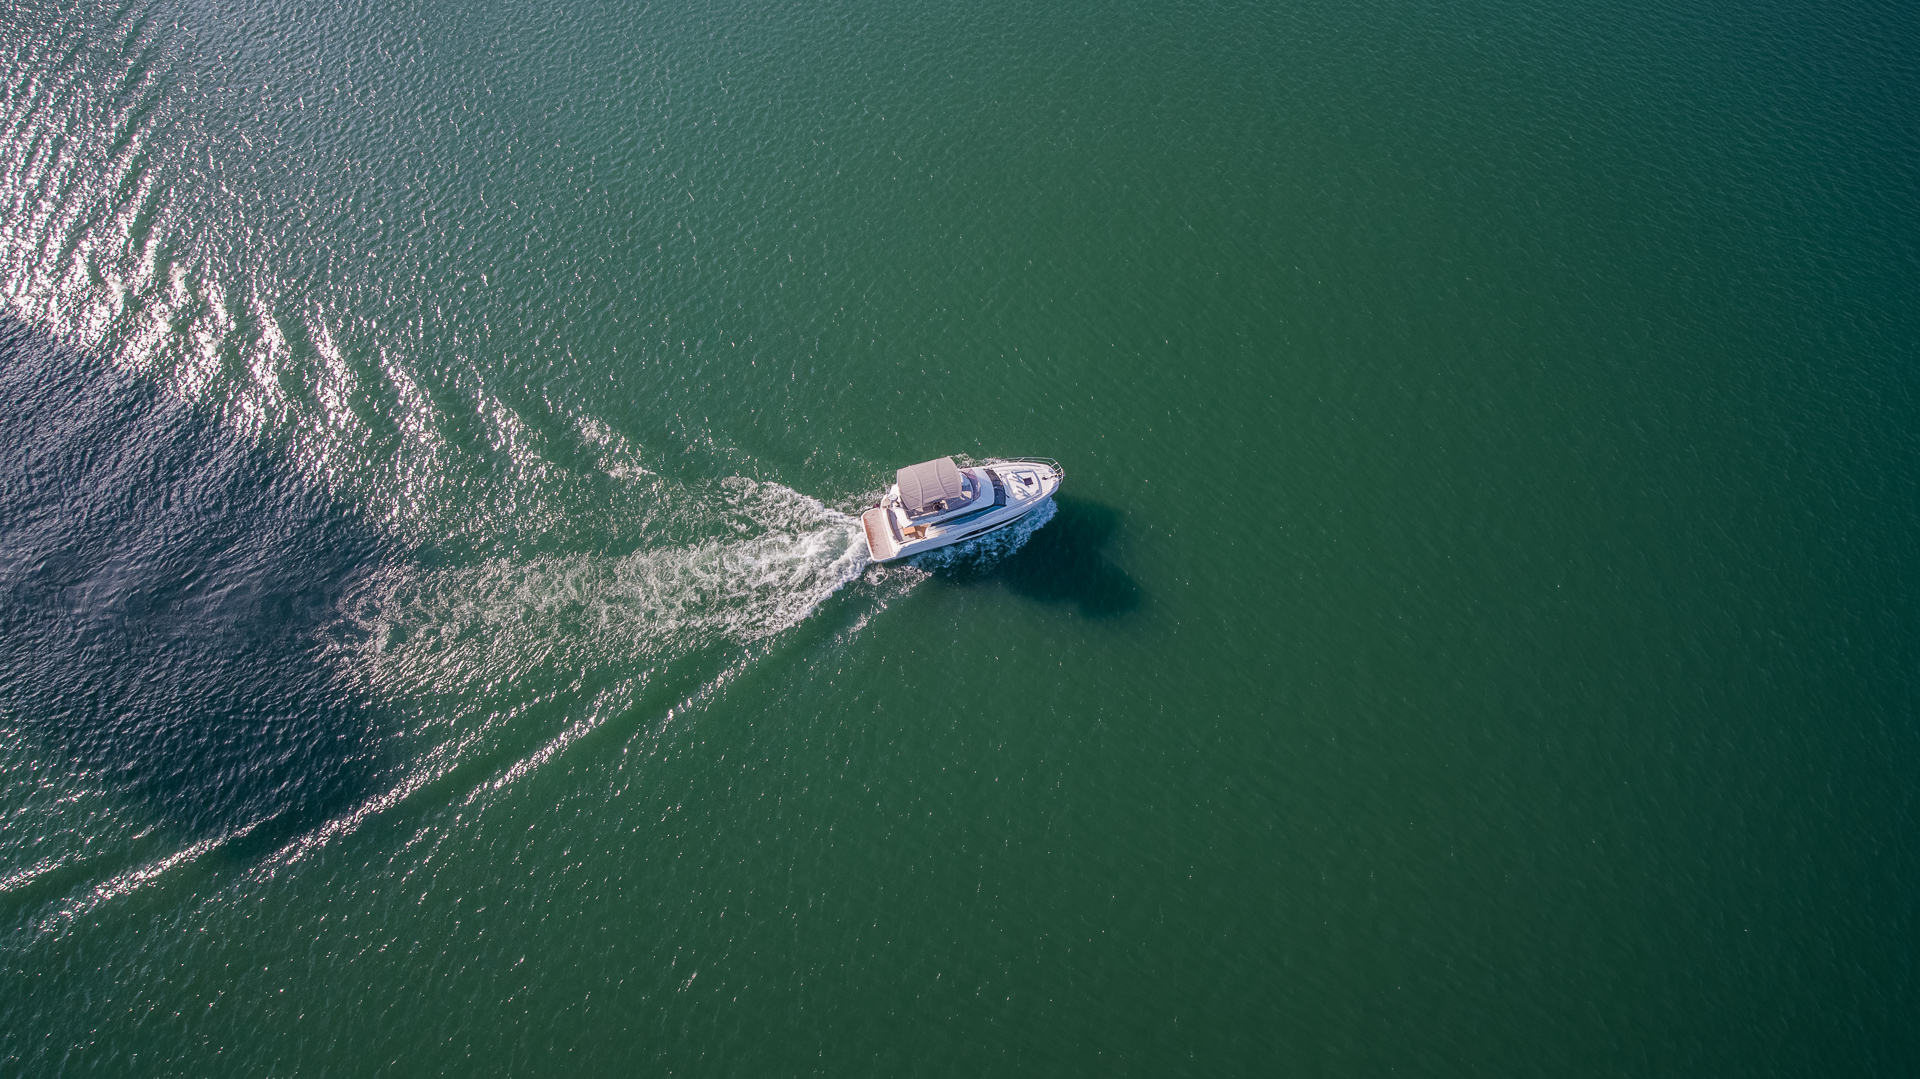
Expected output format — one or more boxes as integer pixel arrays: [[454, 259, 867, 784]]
[[861, 456, 1063, 562]]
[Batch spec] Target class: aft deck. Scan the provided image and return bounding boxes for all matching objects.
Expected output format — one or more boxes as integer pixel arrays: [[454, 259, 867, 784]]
[[861, 506, 901, 561]]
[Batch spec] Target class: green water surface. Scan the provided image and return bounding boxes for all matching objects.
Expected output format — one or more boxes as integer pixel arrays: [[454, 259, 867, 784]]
[[1, 0, 1916, 1074]]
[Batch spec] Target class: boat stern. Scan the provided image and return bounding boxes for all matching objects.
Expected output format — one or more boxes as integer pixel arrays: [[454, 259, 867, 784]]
[[861, 506, 902, 561]]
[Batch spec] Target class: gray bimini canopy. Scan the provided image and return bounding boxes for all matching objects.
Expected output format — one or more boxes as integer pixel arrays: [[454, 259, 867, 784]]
[[896, 456, 968, 515]]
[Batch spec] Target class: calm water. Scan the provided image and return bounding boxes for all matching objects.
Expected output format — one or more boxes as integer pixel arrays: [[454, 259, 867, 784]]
[[2, 0, 1916, 1073]]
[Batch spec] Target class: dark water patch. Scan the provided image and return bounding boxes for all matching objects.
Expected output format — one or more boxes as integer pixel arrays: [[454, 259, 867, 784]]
[[932, 495, 1143, 618], [0, 316, 394, 877]]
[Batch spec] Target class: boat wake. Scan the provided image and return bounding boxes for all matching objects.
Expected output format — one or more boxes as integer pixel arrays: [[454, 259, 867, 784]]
[[7, 469, 1061, 939], [258, 484, 1056, 873], [336, 479, 871, 708], [0, 3, 1065, 937]]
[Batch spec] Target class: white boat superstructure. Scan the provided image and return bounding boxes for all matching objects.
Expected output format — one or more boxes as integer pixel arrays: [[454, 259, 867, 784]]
[[861, 456, 1063, 562]]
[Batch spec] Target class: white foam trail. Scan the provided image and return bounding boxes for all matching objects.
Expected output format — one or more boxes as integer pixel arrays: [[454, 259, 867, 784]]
[[228, 481, 872, 870], [339, 480, 870, 705], [10, 487, 1064, 925], [325, 492, 1058, 825]]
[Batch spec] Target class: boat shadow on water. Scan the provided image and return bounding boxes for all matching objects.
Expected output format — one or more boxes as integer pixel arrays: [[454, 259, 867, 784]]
[[927, 494, 1143, 618], [0, 317, 393, 911]]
